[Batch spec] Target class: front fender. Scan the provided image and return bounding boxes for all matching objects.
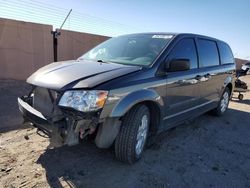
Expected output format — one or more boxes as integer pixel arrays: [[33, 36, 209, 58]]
[[110, 89, 163, 118]]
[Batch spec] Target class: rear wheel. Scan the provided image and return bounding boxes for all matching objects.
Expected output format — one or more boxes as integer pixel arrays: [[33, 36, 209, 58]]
[[212, 87, 230, 116], [115, 104, 150, 164]]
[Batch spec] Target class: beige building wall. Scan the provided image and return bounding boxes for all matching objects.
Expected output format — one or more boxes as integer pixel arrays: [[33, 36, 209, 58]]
[[57, 29, 109, 61], [0, 18, 54, 80], [0, 19, 109, 80]]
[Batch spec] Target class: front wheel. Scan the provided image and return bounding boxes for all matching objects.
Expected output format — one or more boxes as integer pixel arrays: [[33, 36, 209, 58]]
[[115, 104, 150, 164], [212, 87, 230, 116]]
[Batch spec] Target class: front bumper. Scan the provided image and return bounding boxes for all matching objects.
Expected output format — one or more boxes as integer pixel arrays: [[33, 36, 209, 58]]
[[18, 97, 54, 135]]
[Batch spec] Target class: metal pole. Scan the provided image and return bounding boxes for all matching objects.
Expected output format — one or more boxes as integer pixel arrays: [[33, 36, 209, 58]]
[[52, 9, 72, 62]]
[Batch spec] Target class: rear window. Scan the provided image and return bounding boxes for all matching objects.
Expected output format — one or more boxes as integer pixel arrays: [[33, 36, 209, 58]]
[[218, 42, 234, 65], [198, 39, 220, 67]]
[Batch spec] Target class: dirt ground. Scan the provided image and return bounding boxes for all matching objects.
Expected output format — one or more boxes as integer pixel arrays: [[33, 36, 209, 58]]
[[0, 76, 250, 188]]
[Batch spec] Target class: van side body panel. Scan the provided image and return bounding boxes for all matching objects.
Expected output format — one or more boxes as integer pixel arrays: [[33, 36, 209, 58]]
[[96, 34, 235, 147]]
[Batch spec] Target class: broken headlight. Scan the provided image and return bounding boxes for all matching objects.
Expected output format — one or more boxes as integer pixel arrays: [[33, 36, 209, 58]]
[[59, 90, 108, 112]]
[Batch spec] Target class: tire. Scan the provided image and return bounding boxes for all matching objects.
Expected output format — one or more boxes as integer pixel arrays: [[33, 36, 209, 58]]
[[115, 104, 150, 164], [238, 94, 244, 100], [212, 87, 230, 116]]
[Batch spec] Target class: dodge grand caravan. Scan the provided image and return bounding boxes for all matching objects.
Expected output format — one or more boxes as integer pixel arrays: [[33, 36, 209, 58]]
[[18, 33, 235, 164]]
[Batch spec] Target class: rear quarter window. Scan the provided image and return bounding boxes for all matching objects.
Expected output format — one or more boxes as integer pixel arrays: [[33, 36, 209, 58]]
[[198, 39, 220, 67], [218, 42, 234, 65]]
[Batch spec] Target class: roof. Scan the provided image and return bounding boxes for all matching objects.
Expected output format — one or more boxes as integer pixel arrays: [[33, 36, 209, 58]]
[[120, 32, 223, 42]]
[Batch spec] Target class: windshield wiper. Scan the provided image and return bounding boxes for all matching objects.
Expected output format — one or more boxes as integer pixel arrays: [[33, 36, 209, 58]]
[[96, 59, 110, 64]]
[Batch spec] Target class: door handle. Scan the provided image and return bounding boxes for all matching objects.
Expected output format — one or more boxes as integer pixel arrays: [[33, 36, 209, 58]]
[[204, 73, 211, 79], [195, 75, 203, 80]]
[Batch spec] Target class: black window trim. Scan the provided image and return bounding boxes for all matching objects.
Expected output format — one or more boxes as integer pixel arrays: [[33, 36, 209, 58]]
[[216, 41, 222, 66]]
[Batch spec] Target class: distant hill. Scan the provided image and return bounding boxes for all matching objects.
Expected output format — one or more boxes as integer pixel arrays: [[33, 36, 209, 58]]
[[235, 58, 249, 70]]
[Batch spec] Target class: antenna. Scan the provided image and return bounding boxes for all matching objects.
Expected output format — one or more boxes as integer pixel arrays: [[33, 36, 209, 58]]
[[54, 9, 73, 37], [60, 9, 72, 30]]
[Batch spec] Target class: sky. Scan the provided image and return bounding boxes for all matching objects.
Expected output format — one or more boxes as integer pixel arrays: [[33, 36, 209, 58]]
[[0, 0, 249, 60]]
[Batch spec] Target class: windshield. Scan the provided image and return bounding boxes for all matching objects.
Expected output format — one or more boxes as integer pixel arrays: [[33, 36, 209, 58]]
[[80, 34, 173, 66]]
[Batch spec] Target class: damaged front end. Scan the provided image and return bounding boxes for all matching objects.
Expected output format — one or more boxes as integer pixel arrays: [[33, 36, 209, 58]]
[[18, 86, 106, 147]]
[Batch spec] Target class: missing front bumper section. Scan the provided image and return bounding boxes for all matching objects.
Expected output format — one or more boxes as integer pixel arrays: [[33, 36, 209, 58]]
[[18, 97, 53, 135], [18, 96, 100, 147]]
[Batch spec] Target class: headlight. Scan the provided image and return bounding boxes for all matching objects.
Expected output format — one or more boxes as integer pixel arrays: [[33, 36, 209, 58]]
[[59, 90, 108, 112]]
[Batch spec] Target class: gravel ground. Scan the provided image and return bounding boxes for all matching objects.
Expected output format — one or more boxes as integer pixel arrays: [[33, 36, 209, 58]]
[[0, 76, 250, 188]]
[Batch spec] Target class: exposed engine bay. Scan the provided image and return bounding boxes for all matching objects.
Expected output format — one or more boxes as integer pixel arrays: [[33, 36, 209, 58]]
[[21, 86, 101, 147]]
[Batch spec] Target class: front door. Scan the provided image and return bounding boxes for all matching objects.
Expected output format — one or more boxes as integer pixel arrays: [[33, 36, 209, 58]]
[[163, 38, 201, 127]]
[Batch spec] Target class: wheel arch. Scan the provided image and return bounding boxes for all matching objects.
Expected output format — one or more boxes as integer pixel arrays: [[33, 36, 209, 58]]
[[222, 75, 234, 97], [95, 89, 163, 149], [121, 100, 161, 136], [226, 82, 233, 95], [110, 89, 163, 118], [111, 89, 163, 134]]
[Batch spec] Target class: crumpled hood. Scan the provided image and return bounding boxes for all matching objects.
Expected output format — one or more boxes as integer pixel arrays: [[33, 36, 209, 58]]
[[27, 60, 141, 90]]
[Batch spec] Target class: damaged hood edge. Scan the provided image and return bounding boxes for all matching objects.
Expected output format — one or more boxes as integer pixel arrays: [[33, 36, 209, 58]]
[[27, 60, 141, 90]]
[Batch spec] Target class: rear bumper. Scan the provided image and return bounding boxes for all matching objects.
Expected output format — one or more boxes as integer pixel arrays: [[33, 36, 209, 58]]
[[17, 97, 53, 135]]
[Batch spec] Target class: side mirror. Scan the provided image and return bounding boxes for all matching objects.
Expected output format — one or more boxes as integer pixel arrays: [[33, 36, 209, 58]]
[[167, 59, 190, 72]]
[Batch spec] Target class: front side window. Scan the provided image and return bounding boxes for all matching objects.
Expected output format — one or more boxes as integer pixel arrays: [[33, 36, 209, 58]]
[[80, 34, 173, 66], [167, 38, 198, 69], [198, 39, 220, 67]]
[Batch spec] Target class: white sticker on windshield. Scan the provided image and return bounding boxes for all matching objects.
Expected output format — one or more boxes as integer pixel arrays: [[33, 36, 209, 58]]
[[152, 35, 173, 39]]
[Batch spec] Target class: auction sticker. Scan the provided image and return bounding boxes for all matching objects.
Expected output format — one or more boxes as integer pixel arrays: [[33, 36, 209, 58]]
[[152, 35, 173, 39]]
